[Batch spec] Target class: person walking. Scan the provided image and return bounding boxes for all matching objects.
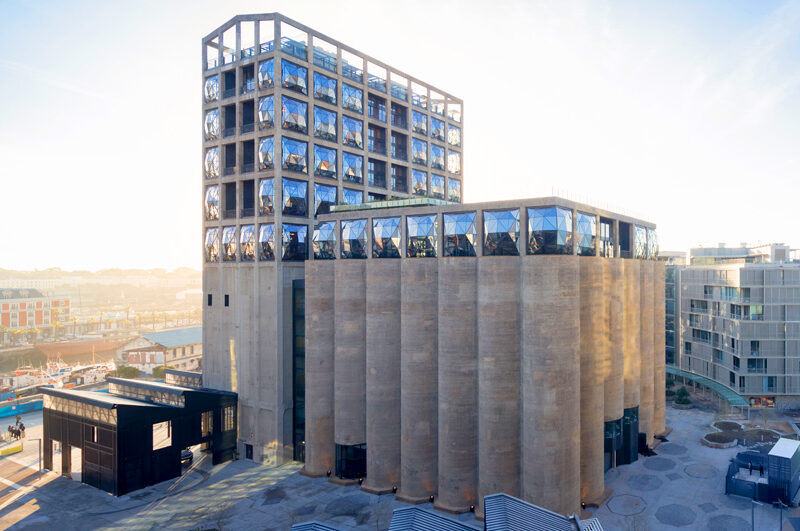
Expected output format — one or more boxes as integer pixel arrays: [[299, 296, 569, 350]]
[[19, 423, 25, 439]]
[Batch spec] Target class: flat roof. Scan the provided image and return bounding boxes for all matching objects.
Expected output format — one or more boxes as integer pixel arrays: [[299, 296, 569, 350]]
[[42, 388, 159, 409], [107, 377, 193, 396], [140, 327, 202, 349], [769, 438, 800, 459], [331, 197, 455, 213]]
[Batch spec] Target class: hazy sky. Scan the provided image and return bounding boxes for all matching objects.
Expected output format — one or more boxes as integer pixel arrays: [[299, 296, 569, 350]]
[[2, 0, 799, 271]]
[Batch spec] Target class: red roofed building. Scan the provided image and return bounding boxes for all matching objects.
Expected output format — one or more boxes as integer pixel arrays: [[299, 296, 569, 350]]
[[1, 289, 70, 342]]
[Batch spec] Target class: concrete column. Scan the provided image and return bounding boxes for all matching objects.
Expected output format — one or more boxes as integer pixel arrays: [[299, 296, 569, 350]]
[[653, 262, 667, 435], [476, 257, 521, 519], [436, 258, 478, 513], [303, 261, 335, 476], [623, 260, 641, 410], [398, 259, 438, 503], [605, 259, 624, 422], [579, 257, 605, 503], [640, 261, 655, 445], [62, 443, 72, 477], [362, 260, 401, 494], [334, 261, 366, 448], [521, 256, 581, 516]]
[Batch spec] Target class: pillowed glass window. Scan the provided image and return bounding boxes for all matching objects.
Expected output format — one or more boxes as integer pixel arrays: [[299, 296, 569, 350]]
[[528, 207, 572, 255], [258, 96, 274, 129], [205, 185, 220, 220], [259, 224, 275, 261], [484, 209, 520, 256], [204, 109, 219, 140], [431, 174, 445, 199], [282, 178, 308, 217], [240, 225, 255, 261], [447, 179, 461, 203], [314, 72, 337, 104], [576, 212, 597, 256], [647, 228, 659, 260], [343, 188, 362, 206], [343, 152, 363, 184], [313, 221, 336, 259], [314, 183, 337, 215], [634, 225, 648, 259], [342, 84, 363, 114], [447, 124, 461, 147], [342, 116, 364, 148], [205, 228, 219, 262], [205, 147, 219, 178], [258, 178, 274, 215], [259, 137, 274, 170], [282, 223, 307, 261], [444, 212, 476, 257], [314, 145, 337, 178], [431, 118, 445, 141], [430, 145, 445, 170], [412, 139, 428, 165], [447, 151, 461, 175], [407, 214, 437, 257], [258, 59, 274, 89], [281, 60, 307, 94], [282, 137, 307, 173], [412, 111, 428, 135], [372, 217, 401, 258], [341, 219, 368, 259], [412, 170, 427, 196], [204, 75, 219, 103], [281, 97, 307, 133], [314, 106, 337, 141], [222, 226, 237, 261]]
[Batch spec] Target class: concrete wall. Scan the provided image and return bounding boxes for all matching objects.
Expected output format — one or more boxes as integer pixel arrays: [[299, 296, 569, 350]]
[[639, 261, 655, 445], [653, 262, 667, 435], [605, 259, 624, 422], [623, 260, 641, 410]]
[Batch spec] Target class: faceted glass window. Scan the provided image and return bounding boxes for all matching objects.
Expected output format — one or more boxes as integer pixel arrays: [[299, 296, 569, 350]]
[[447, 151, 461, 175], [647, 228, 659, 260], [431, 174, 445, 199], [528, 207, 573, 255], [205, 147, 219, 178], [281, 60, 307, 94], [281, 96, 308, 133], [282, 178, 308, 217], [372, 217, 401, 258], [314, 145, 337, 178], [443, 212, 476, 257], [343, 188, 362, 206], [430, 145, 445, 170], [343, 152, 363, 184], [258, 137, 274, 170], [412, 170, 427, 196], [314, 72, 337, 104], [412, 139, 428, 165], [575, 211, 597, 256], [205, 185, 220, 220], [314, 106, 337, 142], [314, 183, 337, 215], [204, 75, 219, 103], [431, 118, 445, 141], [313, 221, 336, 259], [222, 226, 237, 262], [484, 209, 520, 256], [204, 109, 219, 140], [258, 96, 274, 128], [634, 225, 648, 259], [341, 219, 368, 259], [258, 178, 274, 215], [258, 59, 274, 89], [447, 124, 461, 146], [259, 224, 275, 261], [447, 179, 461, 203], [240, 224, 255, 261], [282, 223, 308, 261], [282, 137, 307, 173], [342, 84, 363, 114], [412, 110, 428, 135], [342, 116, 364, 149], [205, 228, 219, 262], [407, 215, 437, 258]]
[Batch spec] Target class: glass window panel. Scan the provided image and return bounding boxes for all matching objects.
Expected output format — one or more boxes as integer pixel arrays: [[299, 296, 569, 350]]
[[282, 137, 308, 173], [647, 228, 659, 260], [484, 209, 520, 256], [282, 178, 308, 216], [281, 96, 308, 133], [314, 183, 337, 215], [258, 137, 274, 170], [259, 223, 275, 261], [314, 145, 337, 178], [314, 72, 337, 104], [313, 221, 336, 259], [430, 144, 445, 170], [343, 187, 362, 206], [258, 59, 274, 89], [204, 75, 219, 103], [412, 110, 428, 135], [205, 228, 219, 262], [443, 212, 476, 257], [342, 116, 364, 149], [412, 139, 427, 165], [447, 179, 461, 203], [341, 219, 368, 259], [342, 84, 363, 114], [259, 178, 274, 215], [430, 174, 445, 199], [205, 147, 219, 178], [406, 214, 437, 257], [575, 211, 596, 256], [313, 36, 337, 73], [447, 124, 461, 147], [527, 206, 573, 255], [313, 106, 337, 142], [258, 96, 274, 129], [205, 185, 220, 220], [282, 223, 307, 261], [240, 224, 255, 261], [372, 217, 401, 258], [412, 170, 427, 196], [281, 59, 307, 94], [222, 226, 237, 261], [447, 151, 461, 175], [431, 118, 445, 141], [204, 109, 219, 140], [634, 225, 648, 259]]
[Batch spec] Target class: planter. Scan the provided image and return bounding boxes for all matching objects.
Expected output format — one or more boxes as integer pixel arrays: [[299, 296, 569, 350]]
[[701, 436, 738, 449]]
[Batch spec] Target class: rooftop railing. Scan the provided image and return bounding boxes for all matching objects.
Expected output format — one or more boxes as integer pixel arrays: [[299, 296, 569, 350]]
[[281, 37, 307, 61], [241, 47, 255, 59], [207, 58, 219, 70], [260, 41, 275, 54], [391, 82, 408, 102], [367, 74, 386, 93], [222, 87, 236, 99], [313, 48, 337, 73], [342, 63, 363, 83], [412, 93, 427, 109], [223, 52, 236, 65]]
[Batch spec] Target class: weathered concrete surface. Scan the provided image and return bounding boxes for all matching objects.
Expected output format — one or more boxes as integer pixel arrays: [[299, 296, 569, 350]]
[[653, 262, 667, 435], [605, 259, 624, 422], [436, 258, 478, 513], [639, 260, 655, 445], [521, 255, 581, 516], [623, 260, 641, 410]]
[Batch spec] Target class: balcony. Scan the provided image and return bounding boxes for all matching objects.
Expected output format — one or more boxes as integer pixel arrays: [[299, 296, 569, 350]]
[[392, 116, 407, 129], [223, 87, 236, 99], [747, 367, 766, 374], [259, 41, 275, 54], [392, 179, 407, 193], [241, 207, 255, 218], [242, 163, 254, 174], [391, 82, 408, 102], [223, 127, 236, 138], [223, 166, 236, 176], [241, 47, 255, 59], [313, 48, 337, 73], [240, 123, 255, 135], [367, 75, 386, 93], [368, 140, 386, 155], [281, 37, 307, 60], [222, 52, 236, 65], [342, 63, 362, 83], [206, 58, 219, 70], [391, 148, 407, 161], [223, 208, 236, 219], [240, 79, 255, 94]]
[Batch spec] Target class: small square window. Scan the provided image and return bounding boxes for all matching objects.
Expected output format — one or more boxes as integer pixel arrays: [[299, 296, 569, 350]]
[[225, 294, 230, 307], [207, 294, 213, 307]]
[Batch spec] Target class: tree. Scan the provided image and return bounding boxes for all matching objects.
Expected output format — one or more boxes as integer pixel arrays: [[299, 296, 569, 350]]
[[675, 386, 691, 405], [152, 365, 174, 380], [108, 365, 141, 379]]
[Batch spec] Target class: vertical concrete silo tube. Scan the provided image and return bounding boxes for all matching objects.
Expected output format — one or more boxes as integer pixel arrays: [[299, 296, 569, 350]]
[[639, 260, 655, 446], [623, 260, 641, 410], [521, 255, 581, 516], [605, 259, 624, 422], [362, 260, 401, 494], [398, 259, 438, 503], [653, 262, 667, 436], [436, 257, 478, 513]]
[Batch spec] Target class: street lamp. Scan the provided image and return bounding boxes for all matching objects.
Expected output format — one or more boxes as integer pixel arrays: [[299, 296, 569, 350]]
[[751, 499, 762, 531]]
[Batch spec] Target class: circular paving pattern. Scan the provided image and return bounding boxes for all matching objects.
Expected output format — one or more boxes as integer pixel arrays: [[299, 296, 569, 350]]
[[707, 514, 750, 531], [627, 474, 663, 491], [685, 463, 718, 478], [604, 468, 621, 482], [643, 456, 677, 471], [658, 443, 688, 455], [655, 503, 696, 527], [607, 494, 647, 516], [718, 493, 751, 510]]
